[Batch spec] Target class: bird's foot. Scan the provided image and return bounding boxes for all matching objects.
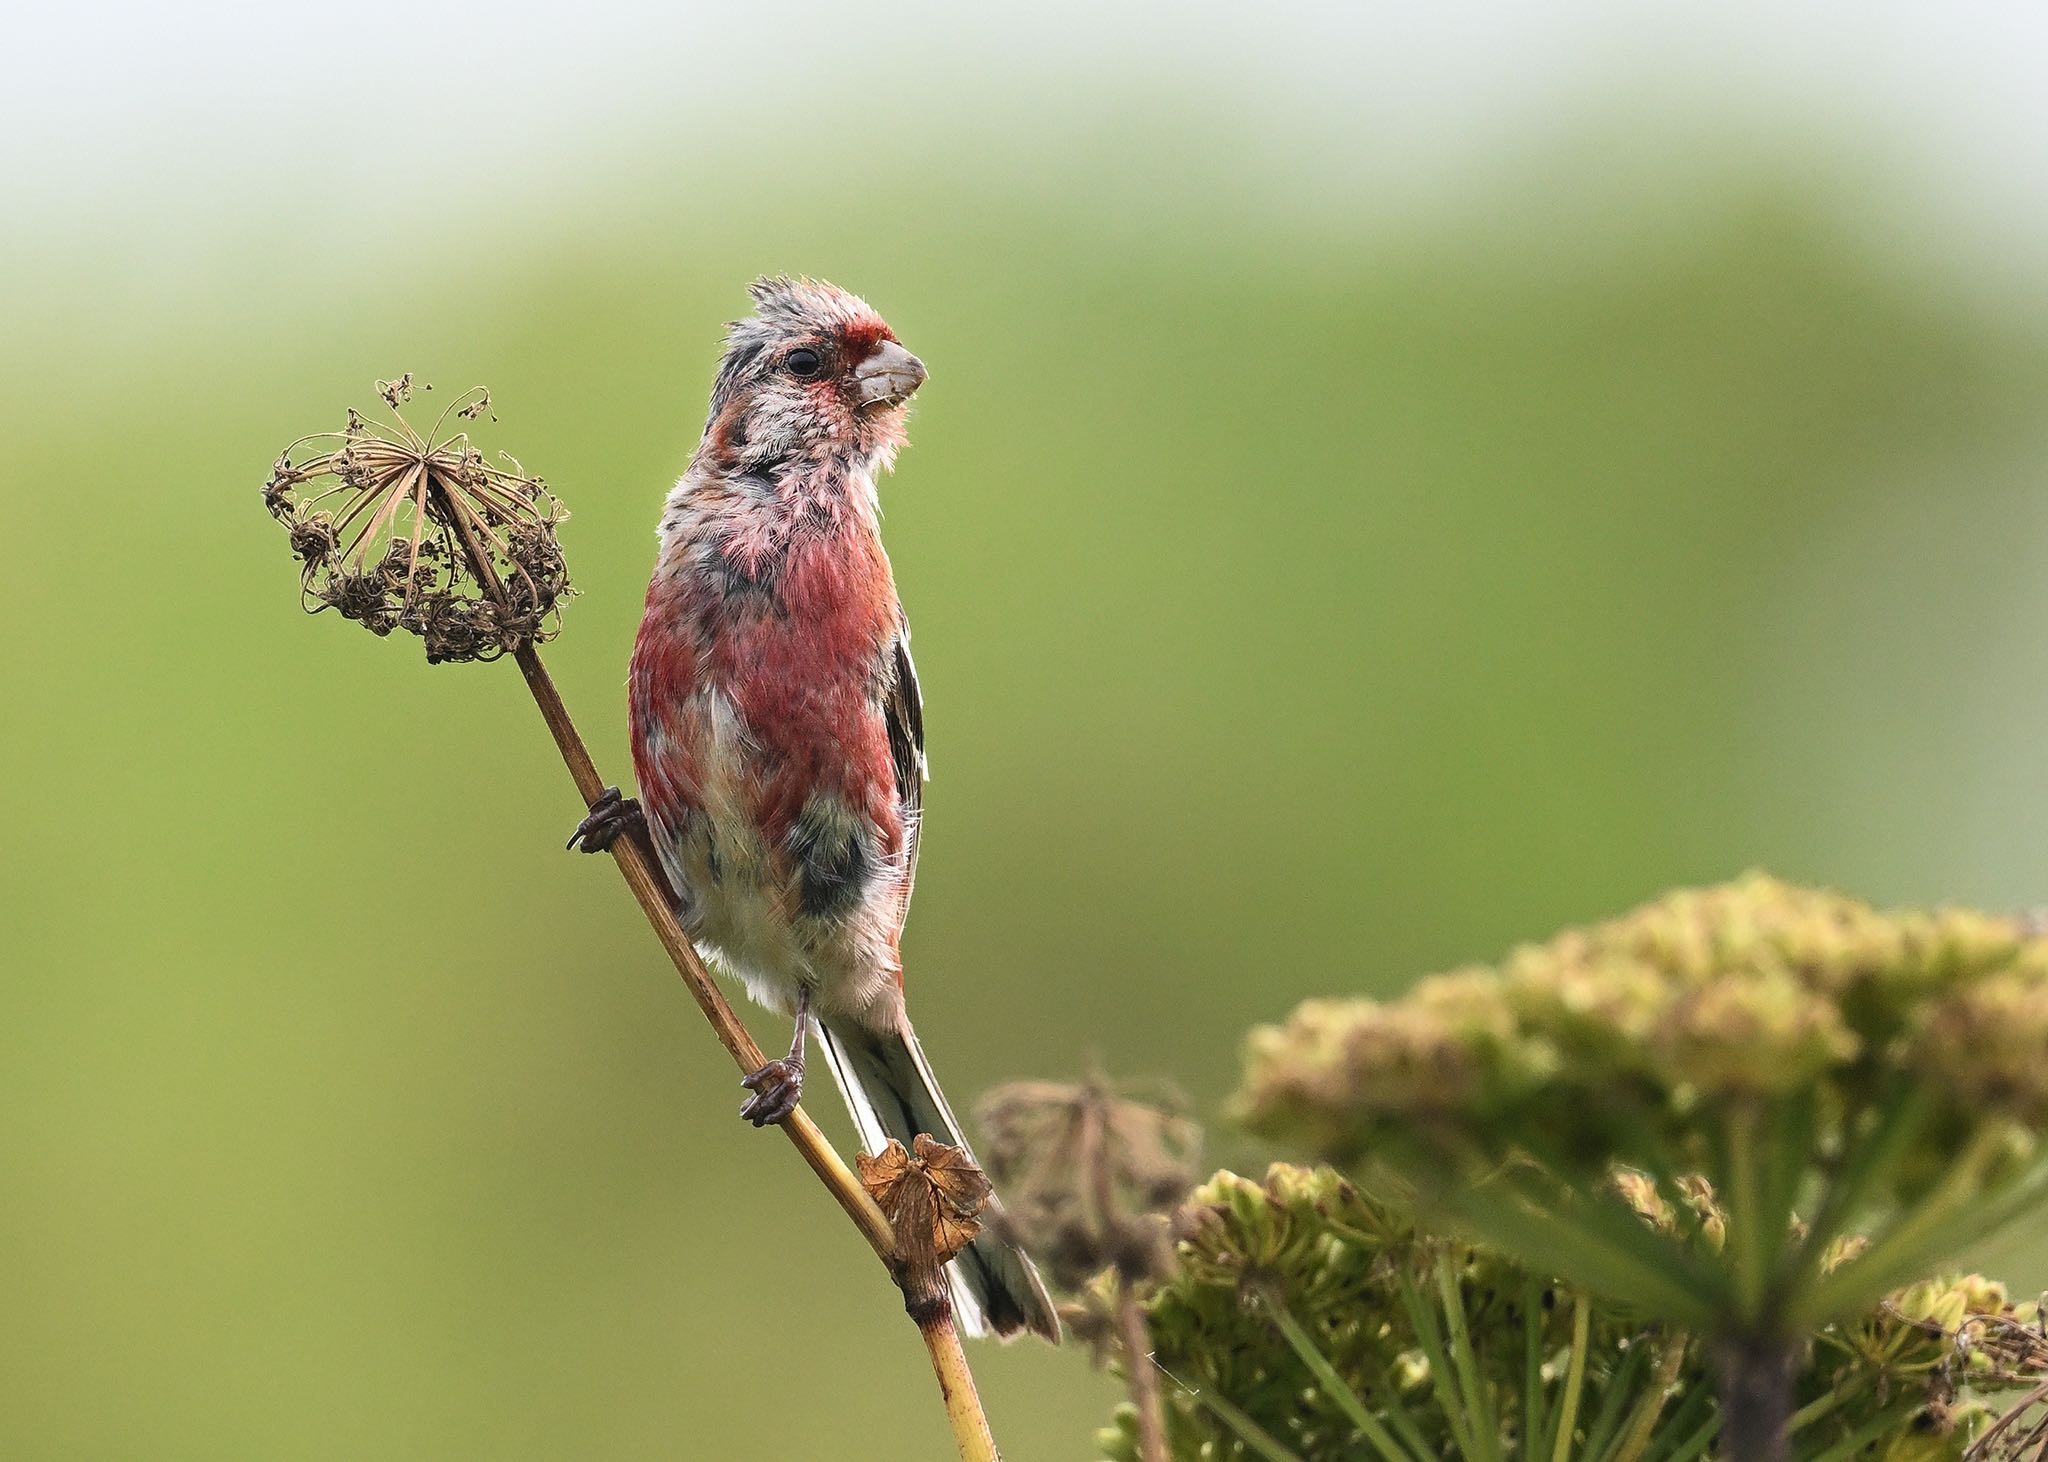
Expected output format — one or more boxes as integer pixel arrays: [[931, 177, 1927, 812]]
[[739, 1057, 804, 1127], [566, 786, 643, 854]]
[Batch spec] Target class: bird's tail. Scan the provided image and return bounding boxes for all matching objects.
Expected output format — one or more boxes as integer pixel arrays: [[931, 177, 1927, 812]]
[[817, 1017, 1061, 1342]]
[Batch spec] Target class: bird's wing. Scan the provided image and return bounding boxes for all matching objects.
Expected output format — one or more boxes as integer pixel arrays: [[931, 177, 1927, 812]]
[[884, 625, 927, 919]]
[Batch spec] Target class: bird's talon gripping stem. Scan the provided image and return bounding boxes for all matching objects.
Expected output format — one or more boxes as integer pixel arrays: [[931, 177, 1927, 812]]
[[739, 986, 811, 1127], [739, 1056, 804, 1127], [567, 786, 643, 853]]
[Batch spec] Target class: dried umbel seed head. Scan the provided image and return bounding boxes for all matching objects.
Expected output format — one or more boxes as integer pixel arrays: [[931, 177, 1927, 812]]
[[975, 1077, 1201, 1293], [263, 379, 571, 663]]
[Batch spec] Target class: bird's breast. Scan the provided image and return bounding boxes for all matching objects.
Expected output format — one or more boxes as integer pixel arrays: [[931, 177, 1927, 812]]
[[632, 499, 905, 853]]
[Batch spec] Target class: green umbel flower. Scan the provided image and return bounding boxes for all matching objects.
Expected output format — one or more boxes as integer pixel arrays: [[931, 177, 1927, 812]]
[[1236, 876, 2048, 1341], [1096, 1164, 2045, 1462]]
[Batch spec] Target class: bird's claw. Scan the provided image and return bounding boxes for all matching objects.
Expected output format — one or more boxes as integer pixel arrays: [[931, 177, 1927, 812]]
[[739, 1057, 804, 1127], [567, 786, 643, 853]]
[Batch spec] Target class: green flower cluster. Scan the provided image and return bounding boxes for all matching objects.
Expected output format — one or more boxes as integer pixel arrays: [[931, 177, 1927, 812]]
[[1094, 1164, 2044, 1462], [1235, 876, 2048, 1336]]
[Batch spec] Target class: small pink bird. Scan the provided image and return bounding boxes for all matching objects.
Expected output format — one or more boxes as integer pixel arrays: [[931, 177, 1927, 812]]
[[570, 278, 1059, 1341]]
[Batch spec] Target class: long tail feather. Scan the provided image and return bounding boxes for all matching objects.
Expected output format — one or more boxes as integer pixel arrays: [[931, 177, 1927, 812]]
[[817, 1019, 1060, 1342]]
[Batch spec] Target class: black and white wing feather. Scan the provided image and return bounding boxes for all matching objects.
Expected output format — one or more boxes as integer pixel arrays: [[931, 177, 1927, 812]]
[[884, 628, 927, 914]]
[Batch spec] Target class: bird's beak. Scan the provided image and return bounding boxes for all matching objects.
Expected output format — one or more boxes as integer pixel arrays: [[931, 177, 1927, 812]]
[[852, 340, 928, 407]]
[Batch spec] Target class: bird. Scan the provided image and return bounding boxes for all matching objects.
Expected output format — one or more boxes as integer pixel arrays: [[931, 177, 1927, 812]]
[[568, 277, 1060, 1342]]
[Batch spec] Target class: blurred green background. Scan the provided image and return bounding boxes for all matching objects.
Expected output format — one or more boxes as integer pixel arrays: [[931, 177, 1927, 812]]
[[8, 5, 2048, 1457]]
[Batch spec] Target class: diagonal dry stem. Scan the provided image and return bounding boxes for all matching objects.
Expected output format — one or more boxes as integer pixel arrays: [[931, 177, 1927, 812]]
[[430, 461, 821, 1128], [424, 470, 1006, 1457], [858, 1136, 1002, 1461], [507, 633, 892, 1249]]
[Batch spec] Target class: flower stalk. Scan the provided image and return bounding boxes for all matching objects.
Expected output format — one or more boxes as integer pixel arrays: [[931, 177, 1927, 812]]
[[859, 1135, 1007, 1461]]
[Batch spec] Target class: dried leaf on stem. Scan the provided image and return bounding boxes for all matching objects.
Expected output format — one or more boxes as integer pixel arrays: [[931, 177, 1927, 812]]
[[860, 1136, 1003, 1462]]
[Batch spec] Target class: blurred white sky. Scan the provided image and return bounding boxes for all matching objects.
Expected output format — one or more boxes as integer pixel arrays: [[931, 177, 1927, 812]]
[[5, 1, 2048, 299]]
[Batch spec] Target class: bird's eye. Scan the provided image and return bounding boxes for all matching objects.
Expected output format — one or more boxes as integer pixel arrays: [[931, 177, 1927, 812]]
[[785, 348, 823, 379]]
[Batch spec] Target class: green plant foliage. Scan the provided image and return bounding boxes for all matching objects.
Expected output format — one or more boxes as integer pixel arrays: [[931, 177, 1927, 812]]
[[1091, 1165, 2046, 1462], [1235, 876, 2048, 1334]]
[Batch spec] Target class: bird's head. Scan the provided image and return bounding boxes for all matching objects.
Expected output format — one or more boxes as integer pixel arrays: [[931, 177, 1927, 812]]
[[701, 276, 927, 473]]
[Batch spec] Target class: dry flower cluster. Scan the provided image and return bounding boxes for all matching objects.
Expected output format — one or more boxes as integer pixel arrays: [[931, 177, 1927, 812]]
[[977, 1077, 1203, 1294], [977, 1077, 1203, 1462], [263, 376, 570, 662], [859, 1133, 998, 1321]]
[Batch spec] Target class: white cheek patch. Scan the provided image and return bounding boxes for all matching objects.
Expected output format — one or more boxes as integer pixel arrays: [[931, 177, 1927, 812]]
[[737, 389, 810, 466]]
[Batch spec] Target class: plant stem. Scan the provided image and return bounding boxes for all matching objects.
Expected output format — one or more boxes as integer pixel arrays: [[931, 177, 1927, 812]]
[[1632, 1369, 1715, 1462], [921, 1311, 1001, 1462], [1183, 1385, 1308, 1462], [1371, 1359, 1441, 1462], [1578, 1334, 1652, 1462], [1266, 1291, 1418, 1462], [1803, 1401, 1922, 1462], [507, 644, 896, 1250], [1783, 1378, 1861, 1438], [1710, 1330, 1796, 1462], [1720, 1101, 1771, 1323], [1656, 1408, 1720, 1462], [1436, 1253, 1502, 1462], [452, 484, 888, 1240], [1115, 1286, 1170, 1462], [434, 483, 1001, 1454], [1605, 1332, 1690, 1462], [1523, 1279, 1552, 1462], [1549, 1296, 1591, 1462], [1788, 1122, 2004, 1329], [1396, 1267, 1483, 1462], [1783, 1079, 1929, 1294]]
